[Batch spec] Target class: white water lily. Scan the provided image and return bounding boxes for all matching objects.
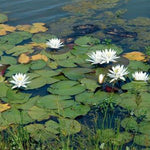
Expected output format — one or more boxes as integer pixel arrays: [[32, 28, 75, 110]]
[[100, 49, 119, 64], [86, 51, 103, 64], [107, 65, 128, 83], [46, 38, 64, 49], [86, 49, 119, 65], [10, 73, 30, 89], [98, 74, 105, 84], [132, 71, 149, 81]]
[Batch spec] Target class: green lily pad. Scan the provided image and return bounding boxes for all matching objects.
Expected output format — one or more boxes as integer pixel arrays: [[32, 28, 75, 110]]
[[36, 95, 74, 110], [25, 124, 56, 142], [62, 68, 93, 80], [134, 134, 150, 147], [45, 118, 81, 135], [111, 132, 133, 145], [75, 91, 109, 105], [28, 106, 50, 121], [0, 82, 9, 97], [30, 60, 46, 70], [0, 31, 32, 45], [2, 89, 31, 104], [128, 60, 149, 73], [75, 36, 100, 47], [47, 80, 86, 96], [6, 45, 34, 56], [138, 121, 150, 136], [0, 56, 17, 65], [57, 103, 90, 119], [97, 129, 115, 143], [115, 93, 137, 110], [80, 78, 99, 91], [121, 117, 138, 132], [90, 44, 123, 55], [2, 108, 32, 124], [32, 33, 56, 43], [0, 13, 8, 23]]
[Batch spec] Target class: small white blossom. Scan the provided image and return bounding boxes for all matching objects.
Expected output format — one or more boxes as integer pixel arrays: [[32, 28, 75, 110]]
[[132, 71, 149, 81], [10, 73, 30, 89], [98, 74, 105, 84], [107, 65, 128, 83], [46, 38, 64, 49], [86, 51, 102, 64], [100, 49, 119, 64]]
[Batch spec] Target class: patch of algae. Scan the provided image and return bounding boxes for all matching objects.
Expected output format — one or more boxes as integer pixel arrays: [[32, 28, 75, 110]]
[[63, 0, 120, 14]]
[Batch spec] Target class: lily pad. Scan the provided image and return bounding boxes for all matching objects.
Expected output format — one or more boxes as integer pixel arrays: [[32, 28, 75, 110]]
[[134, 134, 150, 147], [62, 67, 93, 80], [28, 106, 50, 121], [36, 95, 74, 110], [32, 33, 56, 43], [75, 36, 100, 46], [47, 80, 86, 96], [0, 13, 8, 23], [80, 78, 99, 91], [30, 60, 46, 70], [0, 56, 17, 65], [57, 103, 90, 119], [75, 91, 109, 105], [121, 117, 138, 132]]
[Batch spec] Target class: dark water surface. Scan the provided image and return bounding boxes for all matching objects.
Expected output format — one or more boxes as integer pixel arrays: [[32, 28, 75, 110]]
[[0, 0, 150, 25]]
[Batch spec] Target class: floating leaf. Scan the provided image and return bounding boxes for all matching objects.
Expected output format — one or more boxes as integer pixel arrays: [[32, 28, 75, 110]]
[[18, 53, 30, 64], [16, 23, 48, 33], [0, 56, 17, 65], [47, 80, 86, 96], [121, 117, 138, 132], [0, 82, 9, 97], [111, 132, 133, 145], [30, 60, 46, 70], [0, 13, 8, 23], [75, 91, 109, 105], [57, 103, 90, 119], [0, 31, 32, 45], [31, 54, 48, 62], [62, 68, 93, 80], [32, 33, 56, 43], [0, 103, 11, 112], [0, 24, 16, 35], [28, 106, 50, 121], [123, 51, 146, 61], [36, 95, 74, 110], [138, 121, 150, 136], [80, 78, 99, 91], [75, 36, 100, 47], [134, 134, 150, 147]]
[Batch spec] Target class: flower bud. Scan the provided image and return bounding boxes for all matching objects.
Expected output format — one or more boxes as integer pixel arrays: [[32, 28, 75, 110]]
[[98, 74, 105, 84]]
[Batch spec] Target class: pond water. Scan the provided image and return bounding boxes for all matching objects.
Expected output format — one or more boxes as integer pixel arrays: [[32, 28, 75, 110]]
[[0, 0, 150, 149]]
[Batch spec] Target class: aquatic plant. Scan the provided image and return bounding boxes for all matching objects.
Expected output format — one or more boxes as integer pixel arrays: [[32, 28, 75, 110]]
[[10, 73, 31, 89], [107, 65, 129, 83], [132, 71, 149, 82], [86, 49, 119, 65], [46, 38, 64, 49]]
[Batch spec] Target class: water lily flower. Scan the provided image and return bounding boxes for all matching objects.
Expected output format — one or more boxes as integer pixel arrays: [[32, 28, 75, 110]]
[[132, 71, 149, 81], [10, 73, 30, 89], [107, 65, 128, 83], [46, 38, 64, 49], [86, 49, 119, 65], [86, 51, 102, 64], [98, 74, 105, 84], [100, 49, 119, 64]]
